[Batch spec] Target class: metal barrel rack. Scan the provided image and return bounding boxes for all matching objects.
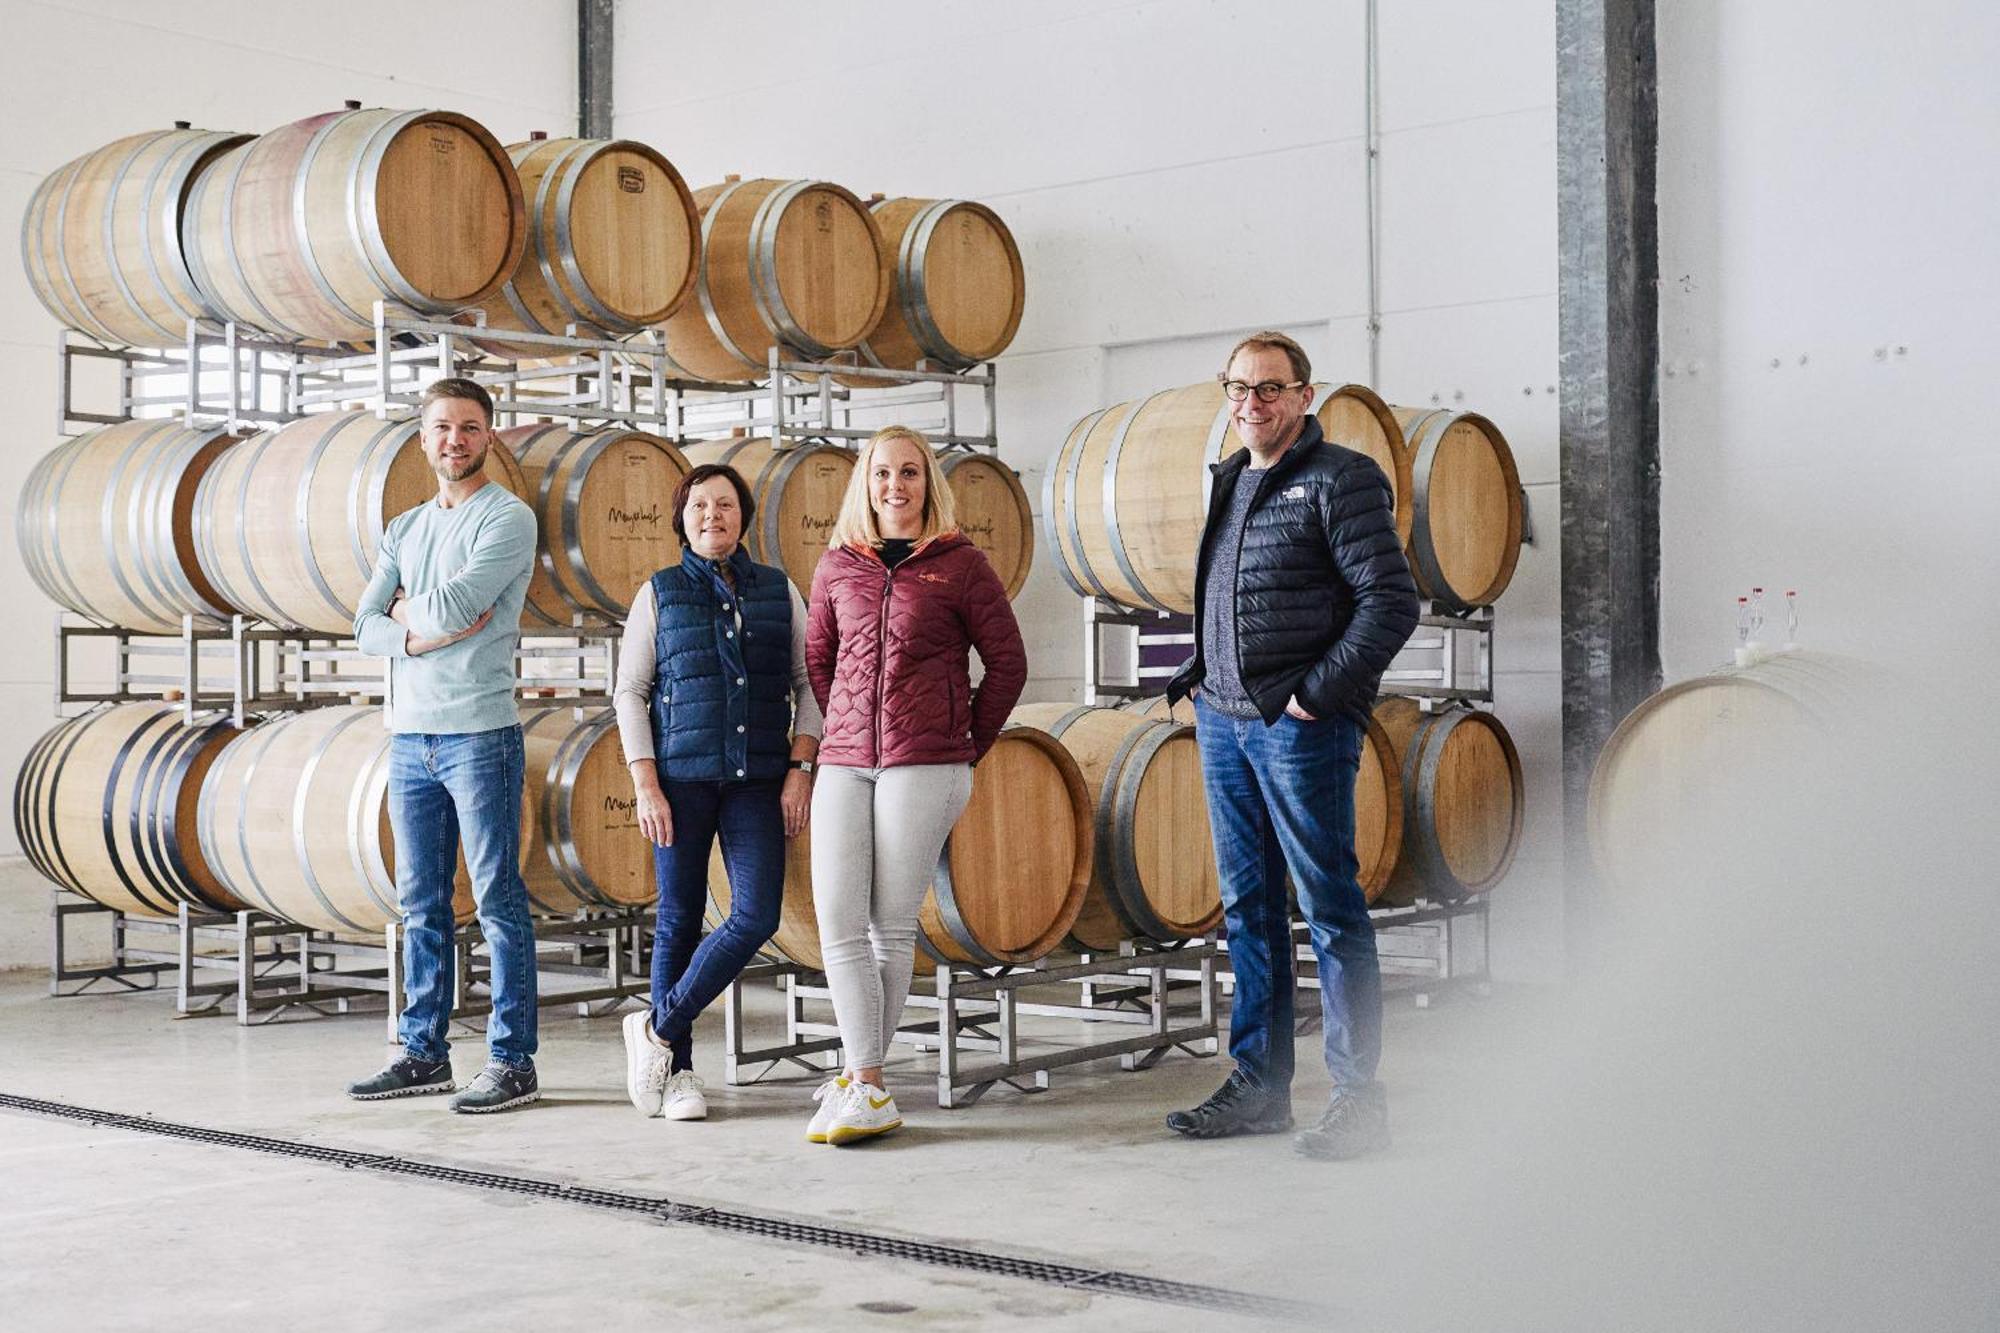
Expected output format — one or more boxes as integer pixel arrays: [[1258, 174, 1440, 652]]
[[721, 938, 1220, 1109]]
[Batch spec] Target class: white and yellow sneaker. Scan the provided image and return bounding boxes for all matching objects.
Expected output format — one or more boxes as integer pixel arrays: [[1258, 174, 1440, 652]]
[[826, 1080, 902, 1146], [806, 1076, 849, 1143]]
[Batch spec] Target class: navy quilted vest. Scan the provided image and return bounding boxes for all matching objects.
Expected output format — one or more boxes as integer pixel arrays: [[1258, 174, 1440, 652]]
[[649, 548, 793, 782]]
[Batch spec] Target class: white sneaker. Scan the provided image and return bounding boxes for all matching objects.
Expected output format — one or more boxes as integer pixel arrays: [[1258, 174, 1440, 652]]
[[826, 1080, 902, 1146], [805, 1076, 850, 1143], [661, 1069, 708, 1121], [622, 1010, 670, 1117]]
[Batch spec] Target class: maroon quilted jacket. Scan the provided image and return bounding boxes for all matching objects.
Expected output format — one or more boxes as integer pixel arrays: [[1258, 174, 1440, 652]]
[[806, 533, 1028, 768]]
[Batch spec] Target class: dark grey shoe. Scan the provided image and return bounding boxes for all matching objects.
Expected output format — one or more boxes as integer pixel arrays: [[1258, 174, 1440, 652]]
[[1165, 1071, 1293, 1139], [1294, 1082, 1390, 1160], [448, 1062, 540, 1114], [348, 1053, 454, 1101]]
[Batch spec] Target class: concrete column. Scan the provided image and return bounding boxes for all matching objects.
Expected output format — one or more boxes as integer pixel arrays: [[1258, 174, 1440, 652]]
[[1557, 0, 1660, 964], [579, 0, 614, 139]]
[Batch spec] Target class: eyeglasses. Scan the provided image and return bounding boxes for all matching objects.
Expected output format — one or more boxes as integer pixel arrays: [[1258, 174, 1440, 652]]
[[1219, 377, 1307, 403]]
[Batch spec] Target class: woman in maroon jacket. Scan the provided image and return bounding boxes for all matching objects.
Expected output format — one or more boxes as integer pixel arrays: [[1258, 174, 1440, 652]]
[[803, 425, 1027, 1145]]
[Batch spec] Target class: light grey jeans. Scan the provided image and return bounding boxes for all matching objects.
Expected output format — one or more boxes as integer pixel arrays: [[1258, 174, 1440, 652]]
[[810, 761, 975, 1072]]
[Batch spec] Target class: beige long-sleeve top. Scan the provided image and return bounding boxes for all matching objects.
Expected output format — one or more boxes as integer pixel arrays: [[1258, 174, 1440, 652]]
[[613, 576, 823, 769]]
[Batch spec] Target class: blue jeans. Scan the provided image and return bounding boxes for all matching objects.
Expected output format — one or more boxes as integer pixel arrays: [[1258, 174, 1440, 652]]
[[651, 778, 785, 1070], [1195, 695, 1381, 1096], [390, 726, 537, 1069]]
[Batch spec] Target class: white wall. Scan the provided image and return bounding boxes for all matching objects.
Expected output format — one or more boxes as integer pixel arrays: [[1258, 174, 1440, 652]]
[[0, 0, 575, 964], [1657, 2, 2000, 674], [617, 0, 1566, 979]]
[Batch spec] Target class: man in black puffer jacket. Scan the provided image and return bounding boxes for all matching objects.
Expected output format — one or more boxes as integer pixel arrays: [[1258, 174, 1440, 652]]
[[1164, 331, 1419, 1159]]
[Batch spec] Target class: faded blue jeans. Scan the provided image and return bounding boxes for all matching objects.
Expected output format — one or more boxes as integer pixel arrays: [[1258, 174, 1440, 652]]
[[390, 725, 537, 1069], [650, 777, 786, 1071], [1194, 695, 1381, 1097]]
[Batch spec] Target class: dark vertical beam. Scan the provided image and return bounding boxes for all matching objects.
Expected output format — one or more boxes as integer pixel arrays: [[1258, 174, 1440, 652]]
[[1557, 0, 1660, 968], [579, 0, 615, 139]]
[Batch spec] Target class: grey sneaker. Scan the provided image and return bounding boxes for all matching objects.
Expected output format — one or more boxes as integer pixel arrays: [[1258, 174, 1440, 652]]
[[1294, 1082, 1390, 1160], [347, 1053, 454, 1101], [448, 1062, 540, 1114]]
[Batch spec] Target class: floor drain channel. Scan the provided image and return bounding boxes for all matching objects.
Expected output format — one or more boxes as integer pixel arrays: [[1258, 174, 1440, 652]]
[[1, 1091, 1321, 1322]]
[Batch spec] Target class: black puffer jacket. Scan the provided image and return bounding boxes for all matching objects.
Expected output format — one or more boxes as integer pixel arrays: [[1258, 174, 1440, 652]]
[[1166, 418, 1419, 727]]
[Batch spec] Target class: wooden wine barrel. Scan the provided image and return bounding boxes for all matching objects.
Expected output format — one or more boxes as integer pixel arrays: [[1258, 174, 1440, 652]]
[[707, 820, 821, 969], [1587, 652, 1859, 899], [183, 104, 526, 344], [196, 705, 475, 935], [1121, 695, 1404, 901], [1045, 381, 1413, 613], [1009, 704, 1220, 949], [19, 419, 244, 633], [937, 448, 1033, 599], [470, 135, 700, 358], [499, 424, 690, 626], [859, 197, 1024, 372], [917, 727, 1092, 967], [657, 177, 890, 383], [679, 437, 854, 594], [1374, 698, 1523, 905], [193, 410, 527, 635], [14, 704, 246, 918], [1388, 407, 1523, 612], [22, 126, 252, 347], [520, 705, 652, 914]]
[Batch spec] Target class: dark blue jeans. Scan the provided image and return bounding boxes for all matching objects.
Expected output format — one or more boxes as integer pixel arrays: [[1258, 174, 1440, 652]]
[[651, 777, 786, 1069], [1195, 695, 1382, 1096], [390, 725, 537, 1069]]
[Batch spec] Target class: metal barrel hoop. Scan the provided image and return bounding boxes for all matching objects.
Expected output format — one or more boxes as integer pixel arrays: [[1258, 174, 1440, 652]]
[[550, 708, 619, 907], [98, 419, 181, 625], [558, 431, 629, 615], [692, 177, 758, 376], [352, 110, 447, 315], [349, 731, 400, 920], [292, 112, 373, 332], [32, 712, 101, 894], [1060, 407, 1121, 603], [1106, 719, 1187, 941], [99, 132, 180, 346], [50, 147, 122, 345], [295, 413, 363, 626], [1042, 410, 1103, 599], [124, 710, 202, 909], [551, 141, 641, 334], [289, 710, 377, 933], [225, 427, 290, 625], [749, 179, 837, 360], [96, 710, 180, 916], [147, 716, 230, 910], [1101, 389, 1178, 614], [214, 136, 291, 338]]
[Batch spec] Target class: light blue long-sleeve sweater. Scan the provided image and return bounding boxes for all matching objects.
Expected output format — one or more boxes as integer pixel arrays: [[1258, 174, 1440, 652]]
[[353, 481, 537, 735]]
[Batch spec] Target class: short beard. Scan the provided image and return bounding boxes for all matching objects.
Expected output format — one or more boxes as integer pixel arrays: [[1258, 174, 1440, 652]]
[[437, 452, 485, 483]]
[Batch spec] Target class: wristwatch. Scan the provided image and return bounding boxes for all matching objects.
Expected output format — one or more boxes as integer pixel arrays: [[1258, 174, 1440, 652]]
[[788, 759, 816, 774]]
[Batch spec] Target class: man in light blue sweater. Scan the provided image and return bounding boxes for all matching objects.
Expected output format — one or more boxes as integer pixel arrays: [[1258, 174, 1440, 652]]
[[345, 378, 542, 1114]]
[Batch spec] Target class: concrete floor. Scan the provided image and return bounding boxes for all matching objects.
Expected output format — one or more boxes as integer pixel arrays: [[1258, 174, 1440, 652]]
[[0, 906, 1549, 1331], [7, 814, 1994, 1333]]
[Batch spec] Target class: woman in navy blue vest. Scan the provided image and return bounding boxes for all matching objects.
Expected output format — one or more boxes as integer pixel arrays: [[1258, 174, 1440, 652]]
[[612, 463, 822, 1121]]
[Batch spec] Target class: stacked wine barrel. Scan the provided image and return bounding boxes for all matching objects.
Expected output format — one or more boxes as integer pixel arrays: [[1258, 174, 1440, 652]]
[[14, 107, 1036, 944], [1046, 379, 1523, 616], [706, 727, 1093, 975], [1045, 376, 1530, 910]]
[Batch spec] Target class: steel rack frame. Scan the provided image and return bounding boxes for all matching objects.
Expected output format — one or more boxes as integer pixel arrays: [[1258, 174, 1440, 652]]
[[159, 904, 652, 1028], [54, 613, 617, 725], [47, 892, 178, 998], [721, 938, 1221, 1108], [1078, 596, 1495, 707]]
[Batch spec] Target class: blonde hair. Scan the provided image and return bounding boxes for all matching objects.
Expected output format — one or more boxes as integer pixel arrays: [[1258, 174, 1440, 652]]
[[828, 425, 959, 550]]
